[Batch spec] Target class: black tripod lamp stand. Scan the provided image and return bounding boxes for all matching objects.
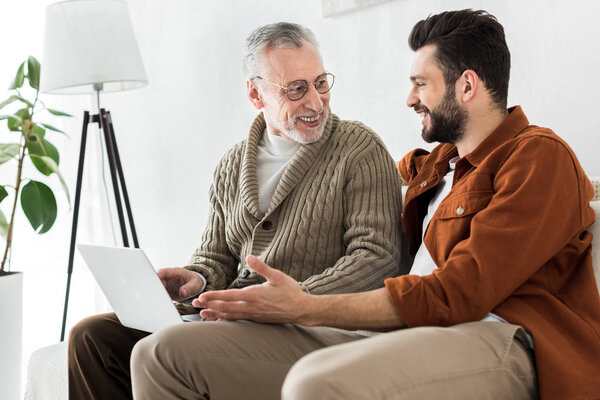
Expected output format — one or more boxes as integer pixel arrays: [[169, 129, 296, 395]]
[[40, 0, 149, 341], [61, 99, 140, 341]]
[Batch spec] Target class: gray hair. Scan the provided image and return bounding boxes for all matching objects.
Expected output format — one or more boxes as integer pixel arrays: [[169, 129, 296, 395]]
[[243, 22, 321, 78]]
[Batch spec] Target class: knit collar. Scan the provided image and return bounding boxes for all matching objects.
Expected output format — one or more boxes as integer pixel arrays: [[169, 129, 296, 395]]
[[240, 111, 339, 219]]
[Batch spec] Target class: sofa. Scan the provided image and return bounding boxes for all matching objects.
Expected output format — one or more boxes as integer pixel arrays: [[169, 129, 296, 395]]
[[24, 178, 600, 399]]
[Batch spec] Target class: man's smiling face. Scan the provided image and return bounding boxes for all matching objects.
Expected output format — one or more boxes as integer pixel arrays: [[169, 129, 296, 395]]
[[254, 41, 330, 144], [406, 44, 467, 144]]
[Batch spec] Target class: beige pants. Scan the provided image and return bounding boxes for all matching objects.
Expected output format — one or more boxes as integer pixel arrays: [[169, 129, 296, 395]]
[[130, 319, 537, 399]]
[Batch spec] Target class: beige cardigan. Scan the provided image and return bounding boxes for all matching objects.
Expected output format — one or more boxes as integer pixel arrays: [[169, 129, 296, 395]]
[[185, 112, 405, 294]]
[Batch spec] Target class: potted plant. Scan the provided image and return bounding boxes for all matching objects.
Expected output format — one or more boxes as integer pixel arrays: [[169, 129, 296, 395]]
[[0, 56, 71, 399]]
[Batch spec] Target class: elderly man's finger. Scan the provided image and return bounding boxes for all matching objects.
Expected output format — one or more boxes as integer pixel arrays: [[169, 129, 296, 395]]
[[179, 280, 202, 299], [157, 268, 180, 280], [157, 269, 168, 279]]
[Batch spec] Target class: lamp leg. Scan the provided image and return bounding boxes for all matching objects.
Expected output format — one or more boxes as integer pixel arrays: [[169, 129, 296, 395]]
[[99, 108, 129, 247], [60, 111, 90, 342], [105, 111, 139, 248], [60, 109, 141, 341]]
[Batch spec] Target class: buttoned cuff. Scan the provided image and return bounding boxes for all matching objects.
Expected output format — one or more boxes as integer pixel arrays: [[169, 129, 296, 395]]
[[384, 275, 450, 328]]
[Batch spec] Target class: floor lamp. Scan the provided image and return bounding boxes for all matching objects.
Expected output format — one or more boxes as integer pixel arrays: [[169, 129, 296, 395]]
[[40, 0, 149, 341]]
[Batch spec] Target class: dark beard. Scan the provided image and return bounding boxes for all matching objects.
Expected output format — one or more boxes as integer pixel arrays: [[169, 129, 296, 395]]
[[421, 85, 468, 144]]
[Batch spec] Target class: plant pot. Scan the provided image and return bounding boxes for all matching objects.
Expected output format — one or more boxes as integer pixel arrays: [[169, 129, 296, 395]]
[[0, 271, 23, 400]]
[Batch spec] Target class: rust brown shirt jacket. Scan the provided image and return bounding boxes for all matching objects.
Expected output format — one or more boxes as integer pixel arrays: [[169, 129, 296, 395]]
[[385, 106, 600, 399]]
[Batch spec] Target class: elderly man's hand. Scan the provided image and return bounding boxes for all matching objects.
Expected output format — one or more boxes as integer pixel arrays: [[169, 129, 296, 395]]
[[193, 255, 311, 324], [158, 267, 205, 302]]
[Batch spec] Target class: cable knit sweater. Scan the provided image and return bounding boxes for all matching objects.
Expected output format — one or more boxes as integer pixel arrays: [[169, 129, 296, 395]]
[[184, 112, 405, 294]]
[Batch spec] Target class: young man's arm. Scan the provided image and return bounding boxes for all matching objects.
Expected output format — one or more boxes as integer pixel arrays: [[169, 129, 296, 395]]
[[194, 255, 406, 330]]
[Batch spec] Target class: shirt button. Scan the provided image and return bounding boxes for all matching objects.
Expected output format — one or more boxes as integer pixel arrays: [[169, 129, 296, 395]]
[[239, 268, 250, 278], [262, 220, 273, 230], [420, 181, 428, 188], [456, 206, 465, 215]]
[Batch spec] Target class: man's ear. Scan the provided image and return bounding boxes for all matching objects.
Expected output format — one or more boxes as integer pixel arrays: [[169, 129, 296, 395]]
[[247, 80, 264, 110], [458, 69, 479, 103]]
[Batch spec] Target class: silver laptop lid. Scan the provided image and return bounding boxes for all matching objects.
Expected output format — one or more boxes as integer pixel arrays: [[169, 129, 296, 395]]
[[77, 244, 183, 333]]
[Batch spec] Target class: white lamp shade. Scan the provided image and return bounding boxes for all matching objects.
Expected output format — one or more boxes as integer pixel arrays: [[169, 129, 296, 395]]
[[41, 0, 148, 94]]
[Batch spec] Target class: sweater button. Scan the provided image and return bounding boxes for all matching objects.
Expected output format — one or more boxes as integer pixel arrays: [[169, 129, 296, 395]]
[[239, 268, 250, 279], [456, 206, 465, 215], [262, 220, 273, 230], [420, 181, 427, 188]]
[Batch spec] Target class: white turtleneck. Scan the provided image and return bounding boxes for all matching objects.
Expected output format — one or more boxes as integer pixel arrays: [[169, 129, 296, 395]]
[[256, 129, 300, 213]]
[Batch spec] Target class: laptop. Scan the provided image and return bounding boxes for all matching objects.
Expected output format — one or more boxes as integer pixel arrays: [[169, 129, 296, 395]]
[[77, 244, 202, 333]]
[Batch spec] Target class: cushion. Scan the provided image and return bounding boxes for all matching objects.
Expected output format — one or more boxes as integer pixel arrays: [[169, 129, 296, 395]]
[[24, 342, 67, 400], [591, 178, 600, 202]]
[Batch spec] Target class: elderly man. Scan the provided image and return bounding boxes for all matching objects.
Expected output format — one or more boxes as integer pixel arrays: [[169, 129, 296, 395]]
[[132, 9, 600, 400], [68, 22, 404, 399]]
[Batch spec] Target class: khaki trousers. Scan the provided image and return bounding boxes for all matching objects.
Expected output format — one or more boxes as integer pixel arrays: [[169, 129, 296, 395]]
[[69, 313, 537, 399]]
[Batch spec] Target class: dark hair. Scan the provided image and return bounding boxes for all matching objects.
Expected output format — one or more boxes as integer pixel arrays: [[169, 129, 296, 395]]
[[409, 9, 510, 109]]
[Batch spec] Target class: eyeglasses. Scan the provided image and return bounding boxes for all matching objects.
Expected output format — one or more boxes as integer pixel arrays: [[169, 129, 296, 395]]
[[254, 72, 335, 101]]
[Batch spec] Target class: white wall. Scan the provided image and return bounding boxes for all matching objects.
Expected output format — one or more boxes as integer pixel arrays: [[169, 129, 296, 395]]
[[2, 0, 600, 389], [114, 0, 600, 269]]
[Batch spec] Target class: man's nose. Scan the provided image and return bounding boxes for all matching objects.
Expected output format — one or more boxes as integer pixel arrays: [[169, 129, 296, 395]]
[[406, 87, 419, 108], [303, 84, 325, 111]]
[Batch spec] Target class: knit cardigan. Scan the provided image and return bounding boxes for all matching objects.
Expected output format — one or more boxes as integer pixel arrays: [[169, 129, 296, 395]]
[[184, 112, 405, 294]]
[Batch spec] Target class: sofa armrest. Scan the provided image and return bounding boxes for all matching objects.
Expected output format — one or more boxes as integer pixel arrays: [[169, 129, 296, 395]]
[[24, 342, 67, 400]]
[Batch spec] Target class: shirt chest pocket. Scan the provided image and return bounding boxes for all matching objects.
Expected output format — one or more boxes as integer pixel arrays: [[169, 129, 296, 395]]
[[434, 191, 493, 220]]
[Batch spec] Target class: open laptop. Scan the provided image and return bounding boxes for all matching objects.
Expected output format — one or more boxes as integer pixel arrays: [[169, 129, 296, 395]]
[[77, 244, 202, 333]]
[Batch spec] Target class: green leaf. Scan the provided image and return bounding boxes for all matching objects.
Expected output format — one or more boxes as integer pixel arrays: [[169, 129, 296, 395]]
[[29, 155, 70, 206], [27, 56, 41, 90], [7, 108, 29, 132], [14, 94, 33, 108], [15, 108, 30, 120], [46, 108, 73, 117], [28, 137, 59, 175], [30, 123, 45, 137], [0, 143, 20, 164], [0, 96, 19, 110], [0, 186, 8, 203], [8, 62, 25, 90], [40, 122, 64, 134], [7, 115, 22, 131], [21, 180, 57, 234], [0, 209, 7, 239]]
